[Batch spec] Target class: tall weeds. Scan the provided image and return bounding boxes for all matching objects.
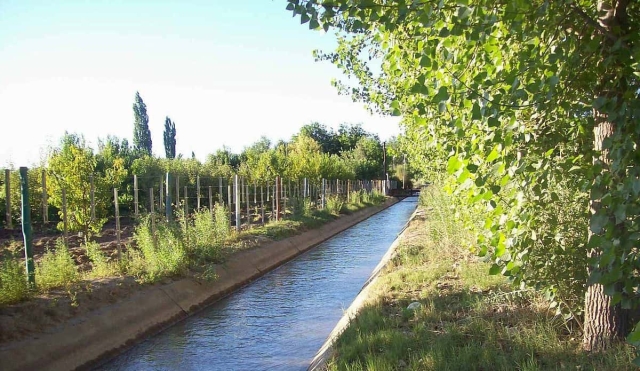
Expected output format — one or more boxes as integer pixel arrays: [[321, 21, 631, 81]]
[[36, 239, 79, 291], [0, 258, 29, 304]]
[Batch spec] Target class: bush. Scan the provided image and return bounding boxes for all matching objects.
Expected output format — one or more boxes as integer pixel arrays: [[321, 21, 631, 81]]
[[36, 239, 79, 291], [85, 241, 120, 278], [0, 258, 29, 305], [131, 215, 187, 282], [326, 195, 345, 215], [186, 207, 228, 263]]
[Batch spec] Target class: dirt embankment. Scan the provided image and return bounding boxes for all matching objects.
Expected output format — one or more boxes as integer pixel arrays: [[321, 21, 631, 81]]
[[0, 198, 400, 371]]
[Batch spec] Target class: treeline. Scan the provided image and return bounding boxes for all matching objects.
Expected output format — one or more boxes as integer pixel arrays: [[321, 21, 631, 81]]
[[0, 109, 401, 235]]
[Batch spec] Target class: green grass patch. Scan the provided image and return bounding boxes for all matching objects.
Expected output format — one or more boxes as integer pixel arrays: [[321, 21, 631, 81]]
[[327, 186, 635, 370]]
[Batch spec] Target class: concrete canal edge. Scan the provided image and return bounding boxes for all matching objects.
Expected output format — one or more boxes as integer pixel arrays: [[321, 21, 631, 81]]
[[307, 206, 420, 371], [0, 198, 400, 371]]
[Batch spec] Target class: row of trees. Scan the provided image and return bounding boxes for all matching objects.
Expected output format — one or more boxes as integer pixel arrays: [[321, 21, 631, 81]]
[[1, 119, 397, 239], [132, 91, 177, 159], [287, 0, 640, 357]]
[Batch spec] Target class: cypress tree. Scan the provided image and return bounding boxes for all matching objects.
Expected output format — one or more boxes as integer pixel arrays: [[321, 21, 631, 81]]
[[163, 116, 176, 159], [132, 92, 152, 156]]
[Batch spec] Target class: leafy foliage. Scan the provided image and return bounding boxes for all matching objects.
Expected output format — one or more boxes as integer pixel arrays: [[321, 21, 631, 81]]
[[287, 0, 640, 353]]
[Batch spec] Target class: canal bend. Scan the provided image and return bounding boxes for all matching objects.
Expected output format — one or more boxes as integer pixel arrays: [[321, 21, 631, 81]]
[[100, 198, 418, 371]]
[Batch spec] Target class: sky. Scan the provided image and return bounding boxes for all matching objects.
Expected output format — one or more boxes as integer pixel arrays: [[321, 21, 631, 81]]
[[0, 0, 400, 167]]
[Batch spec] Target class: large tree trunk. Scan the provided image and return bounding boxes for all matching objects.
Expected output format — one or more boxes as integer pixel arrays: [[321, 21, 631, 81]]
[[581, 0, 631, 352], [583, 111, 628, 351]]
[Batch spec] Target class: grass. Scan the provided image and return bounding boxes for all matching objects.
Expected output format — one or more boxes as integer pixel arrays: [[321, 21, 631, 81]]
[[0, 193, 387, 304], [327, 186, 635, 371]]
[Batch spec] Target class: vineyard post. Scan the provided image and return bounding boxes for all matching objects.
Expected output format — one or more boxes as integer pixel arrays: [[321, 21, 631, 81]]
[[260, 184, 265, 225], [234, 174, 241, 231], [159, 176, 164, 215], [90, 174, 95, 221], [227, 183, 232, 228], [61, 187, 69, 245], [20, 167, 35, 287], [114, 188, 122, 260], [150, 188, 157, 247], [184, 185, 189, 246], [5, 169, 11, 228], [275, 176, 281, 221], [218, 177, 223, 203], [321, 179, 326, 209], [303, 178, 308, 199], [245, 183, 250, 226], [165, 172, 172, 222], [175, 175, 180, 207], [183, 186, 188, 216], [196, 175, 201, 210], [41, 169, 48, 224], [133, 175, 139, 217], [208, 185, 213, 218]]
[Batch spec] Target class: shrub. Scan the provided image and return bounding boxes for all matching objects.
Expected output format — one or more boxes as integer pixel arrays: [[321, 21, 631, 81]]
[[131, 215, 186, 282], [0, 258, 29, 305], [36, 239, 79, 291], [326, 195, 345, 215], [85, 241, 120, 278]]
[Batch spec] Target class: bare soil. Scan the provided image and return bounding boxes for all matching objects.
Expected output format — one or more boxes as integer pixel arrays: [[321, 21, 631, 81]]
[[0, 221, 143, 345]]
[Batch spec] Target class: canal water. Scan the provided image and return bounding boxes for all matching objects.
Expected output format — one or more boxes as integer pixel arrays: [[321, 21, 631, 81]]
[[99, 198, 418, 371]]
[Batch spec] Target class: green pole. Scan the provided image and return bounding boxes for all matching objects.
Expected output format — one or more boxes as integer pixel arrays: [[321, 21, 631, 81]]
[[20, 167, 35, 287]]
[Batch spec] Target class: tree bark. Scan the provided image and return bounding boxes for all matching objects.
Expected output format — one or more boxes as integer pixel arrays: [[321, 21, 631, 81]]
[[583, 109, 628, 351], [581, 0, 631, 352]]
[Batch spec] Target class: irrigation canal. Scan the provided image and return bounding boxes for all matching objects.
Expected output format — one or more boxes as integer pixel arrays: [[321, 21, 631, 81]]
[[98, 197, 418, 371]]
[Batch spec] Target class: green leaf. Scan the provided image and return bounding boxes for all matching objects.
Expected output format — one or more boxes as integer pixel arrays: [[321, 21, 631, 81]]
[[590, 214, 609, 234], [433, 86, 449, 102], [447, 156, 462, 174], [486, 146, 499, 162], [457, 6, 472, 19], [472, 102, 482, 120], [489, 263, 501, 275]]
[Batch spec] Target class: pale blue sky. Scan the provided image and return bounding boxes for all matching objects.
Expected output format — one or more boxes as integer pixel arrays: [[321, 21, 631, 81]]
[[0, 0, 399, 166]]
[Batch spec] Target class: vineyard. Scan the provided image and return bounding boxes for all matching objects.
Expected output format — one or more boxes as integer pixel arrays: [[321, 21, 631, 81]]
[[0, 122, 401, 307]]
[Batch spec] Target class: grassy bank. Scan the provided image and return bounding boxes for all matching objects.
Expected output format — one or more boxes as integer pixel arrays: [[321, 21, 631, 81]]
[[0, 191, 385, 306], [326, 186, 634, 370]]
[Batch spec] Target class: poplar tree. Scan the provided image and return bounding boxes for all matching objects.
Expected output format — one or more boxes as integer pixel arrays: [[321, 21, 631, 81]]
[[132, 92, 152, 156], [163, 116, 177, 159]]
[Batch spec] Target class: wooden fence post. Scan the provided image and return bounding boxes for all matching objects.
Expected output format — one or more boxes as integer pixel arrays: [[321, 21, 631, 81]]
[[227, 183, 232, 227], [197, 175, 201, 210], [5, 169, 11, 228], [114, 188, 122, 260], [41, 169, 48, 224], [150, 187, 156, 247], [20, 167, 35, 287], [275, 176, 281, 221], [175, 175, 180, 208], [208, 185, 213, 218], [234, 174, 241, 231], [90, 175, 96, 222], [159, 176, 164, 215], [133, 175, 139, 217], [61, 187, 69, 245], [218, 177, 223, 203], [322, 178, 326, 209], [246, 183, 251, 226], [165, 172, 172, 222], [260, 184, 265, 224]]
